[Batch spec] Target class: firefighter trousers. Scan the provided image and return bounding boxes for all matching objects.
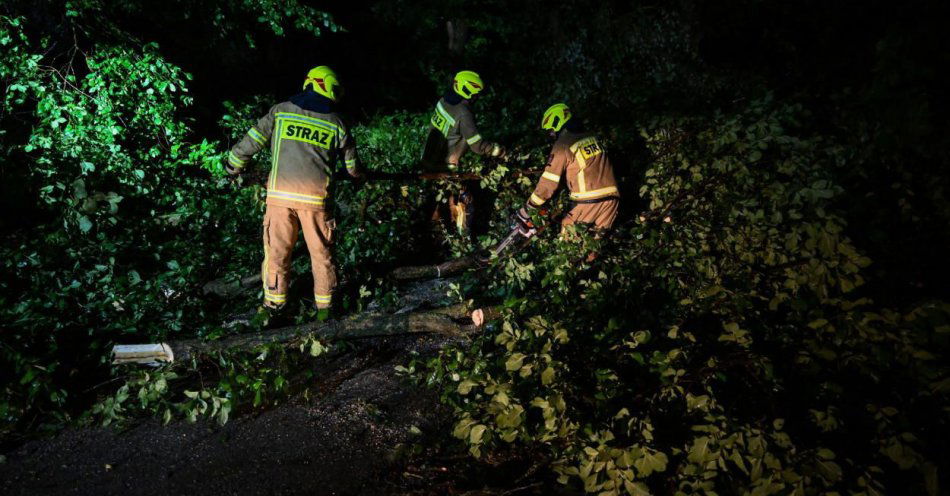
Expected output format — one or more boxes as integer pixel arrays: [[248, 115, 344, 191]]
[[261, 206, 336, 309], [561, 198, 620, 232]]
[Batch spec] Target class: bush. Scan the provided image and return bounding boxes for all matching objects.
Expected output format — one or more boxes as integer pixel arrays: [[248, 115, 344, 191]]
[[421, 98, 950, 495]]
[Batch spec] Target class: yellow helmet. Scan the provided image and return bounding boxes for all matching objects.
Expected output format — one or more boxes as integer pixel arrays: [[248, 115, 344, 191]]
[[453, 70, 484, 99], [541, 103, 572, 132], [303, 66, 341, 101]]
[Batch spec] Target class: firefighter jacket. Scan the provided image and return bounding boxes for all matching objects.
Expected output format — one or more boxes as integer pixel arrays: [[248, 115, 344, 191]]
[[227, 92, 361, 211], [527, 129, 619, 208], [421, 94, 503, 171]]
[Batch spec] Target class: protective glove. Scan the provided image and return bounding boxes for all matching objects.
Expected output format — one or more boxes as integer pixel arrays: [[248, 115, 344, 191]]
[[224, 162, 242, 176], [490, 144, 508, 159], [349, 169, 367, 184]]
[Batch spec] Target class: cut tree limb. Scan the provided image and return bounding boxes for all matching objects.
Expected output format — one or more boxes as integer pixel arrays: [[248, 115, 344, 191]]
[[112, 344, 174, 365], [115, 304, 499, 365], [389, 255, 484, 281], [202, 273, 261, 298]]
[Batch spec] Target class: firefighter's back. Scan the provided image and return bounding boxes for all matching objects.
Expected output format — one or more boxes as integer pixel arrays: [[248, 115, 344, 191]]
[[265, 102, 351, 210]]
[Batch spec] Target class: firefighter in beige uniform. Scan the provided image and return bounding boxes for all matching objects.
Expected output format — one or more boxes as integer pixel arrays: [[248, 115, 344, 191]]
[[519, 103, 619, 232], [226, 66, 362, 314], [421, 70, 507, 232]]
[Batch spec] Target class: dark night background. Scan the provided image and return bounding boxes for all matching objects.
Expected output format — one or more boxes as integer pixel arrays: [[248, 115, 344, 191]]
[[2, 1, 949, 494]]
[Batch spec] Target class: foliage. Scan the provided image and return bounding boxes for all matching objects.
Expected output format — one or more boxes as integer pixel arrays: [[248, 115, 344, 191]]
[[0, 13, 267, 436], [420, 98, 950, 494], [2, 2, 949, 495], [33, 0, 341, 46], [0, 4, 488, 437], [89, 334, 329, 428]]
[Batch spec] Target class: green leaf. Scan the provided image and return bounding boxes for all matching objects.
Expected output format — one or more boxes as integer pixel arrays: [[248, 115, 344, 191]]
[[624, 481, 650, 496], [469, 424, 486, 444], [688, 436, 712, 463], [815, 459, 842, 482], [505, 353, 525, 372], [309, 339, 325, 357], [808, 318, 828, 329], [457, 379, 477, 395], [541, 367, 555, 385], [78, 216, 93, 233], [634, 449, 668, 477], [218, 403, 231, 425], [686, 394, 710, 411], [452, 418, 474, 439]]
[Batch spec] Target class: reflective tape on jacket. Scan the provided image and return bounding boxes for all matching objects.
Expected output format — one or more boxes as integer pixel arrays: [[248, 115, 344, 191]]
[[274, 113, 342, 153], [529, 193, 546, 206], [541, 171, 561, 183], [275, 112, 343, 139], [228, 151, 246, 169], [571, 137, 604, 193], [569, 186, 619, 201], [431, 101, 456, 136], [266, 189, 326, 206], [466, 134, 482, 145], [248, 128, 267, 145]]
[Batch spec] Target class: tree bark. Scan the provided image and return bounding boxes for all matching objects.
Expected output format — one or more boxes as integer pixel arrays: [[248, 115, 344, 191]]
[[167, 304, 482, 362], [388, 255, 485, 281], [202, 273, 261, 297]]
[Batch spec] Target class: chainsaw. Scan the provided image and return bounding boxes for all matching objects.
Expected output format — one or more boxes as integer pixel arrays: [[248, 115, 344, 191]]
[[485, 209, 546, 261]]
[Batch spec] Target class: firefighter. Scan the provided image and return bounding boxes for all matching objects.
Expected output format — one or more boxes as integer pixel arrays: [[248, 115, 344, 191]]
[[420, 70, 507, 233], [225, 66, 363, 319], [517, 103, 619, 235]]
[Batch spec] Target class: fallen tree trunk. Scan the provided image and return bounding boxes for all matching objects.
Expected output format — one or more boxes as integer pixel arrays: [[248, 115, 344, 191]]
[[173, 306, 473, 362], [389, 255, 484, 281], [115, 304, 496, 365], [202, 273, 261, 298]]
